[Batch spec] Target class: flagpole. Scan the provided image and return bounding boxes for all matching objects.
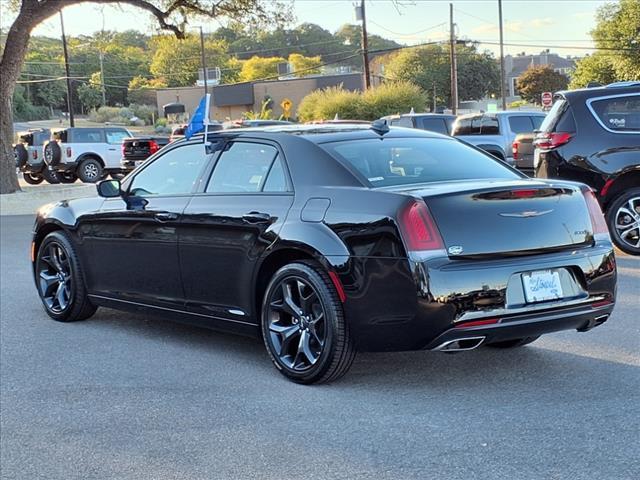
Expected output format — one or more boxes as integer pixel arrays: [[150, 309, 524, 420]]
[[203, 93, 211, 144]]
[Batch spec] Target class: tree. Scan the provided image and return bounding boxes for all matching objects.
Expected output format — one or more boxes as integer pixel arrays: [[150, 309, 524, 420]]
[[569, 53, 617, 89], [288, 54, 322, 76], [150, 34, 230, 87], [381, 43, 500, 109], [591, 0, 640, 80], [238, 56, 285, 81], [77, 73, 103, 111], [0, 0, 289, 194], [516, 65, 568, 104], [127, 75, 167, 105]]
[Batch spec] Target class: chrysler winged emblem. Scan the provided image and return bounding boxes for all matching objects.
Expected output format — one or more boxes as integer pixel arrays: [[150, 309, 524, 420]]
[[499, 209, 553, 218]]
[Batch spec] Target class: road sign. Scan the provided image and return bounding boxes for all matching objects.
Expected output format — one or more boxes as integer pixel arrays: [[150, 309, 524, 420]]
[[281, 98, 292, 117], [541, 91, 553, 107]]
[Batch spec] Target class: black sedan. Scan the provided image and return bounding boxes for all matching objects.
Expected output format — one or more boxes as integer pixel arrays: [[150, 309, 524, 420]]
[[31, 123, 617, 384]]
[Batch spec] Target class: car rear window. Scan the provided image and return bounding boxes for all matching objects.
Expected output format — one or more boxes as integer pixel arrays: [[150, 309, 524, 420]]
[[419, 117, 449, 135], [452, 115, 500, 135], [319, 137, 519, 188], [590, 94, 640, 132], [538, 99, 576, 133], [508, 116, 535, 133]]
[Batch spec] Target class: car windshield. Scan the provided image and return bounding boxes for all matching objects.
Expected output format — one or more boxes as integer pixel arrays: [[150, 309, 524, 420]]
[[320, 137, 520, 187]]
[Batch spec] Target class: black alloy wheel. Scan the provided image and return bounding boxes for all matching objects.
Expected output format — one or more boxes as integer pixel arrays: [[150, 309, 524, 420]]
[[261, 262, 356, 384], [35, 231, 97, 322], [23, 172, 44, 185], [607, 188, 640, 255]]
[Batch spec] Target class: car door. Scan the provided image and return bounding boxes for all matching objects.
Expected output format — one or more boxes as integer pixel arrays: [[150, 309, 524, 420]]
[[104, 128, 131, 169], [80, 142, 212, 309], [179, 140, 294, 323]]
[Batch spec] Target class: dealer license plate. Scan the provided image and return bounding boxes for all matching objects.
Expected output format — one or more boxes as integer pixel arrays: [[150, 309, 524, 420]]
[[522, 269, 563, 303]]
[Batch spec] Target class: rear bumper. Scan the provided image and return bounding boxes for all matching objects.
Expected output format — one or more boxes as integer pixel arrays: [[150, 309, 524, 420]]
[[338, 242, 616, 352]]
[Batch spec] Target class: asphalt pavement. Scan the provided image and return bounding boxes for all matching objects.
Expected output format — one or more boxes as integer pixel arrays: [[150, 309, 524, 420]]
[[1, 215, 638, 480]]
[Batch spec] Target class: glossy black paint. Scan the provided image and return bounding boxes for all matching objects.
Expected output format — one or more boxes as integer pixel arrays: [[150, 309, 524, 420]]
[[33, 125, 617, 352], [535, 85, 640, 208]]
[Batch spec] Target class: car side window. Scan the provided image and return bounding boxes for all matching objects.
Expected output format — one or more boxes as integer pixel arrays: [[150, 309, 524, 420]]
[[452, 117, 477, 135], [590, 95, 640, 132], [391, 117, 413, 128], [531, 116, 544, 130], [73, 129, 103, 143], [480, 116, 500, 135], [508, 116, 534, 133], [106, 129, 130, 144], [419, 118, 448, 135], [206, 142, 279, 193], [129, 143, 209, 197], [262, 155, 288, 192]]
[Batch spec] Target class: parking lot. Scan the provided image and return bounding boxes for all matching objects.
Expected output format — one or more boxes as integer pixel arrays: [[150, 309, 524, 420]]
[[1, 213, 638, 479]]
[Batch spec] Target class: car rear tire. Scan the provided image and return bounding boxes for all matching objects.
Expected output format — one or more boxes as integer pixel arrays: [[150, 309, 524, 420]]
[[77, 158, 103, 183], [261, 261, 356, 384], [43, 141, 61, 166], [606, 188, 640, 255], [23, 172, 44, 185], [59, 172, 77, 184], [35, 231, 97, 322], [42, 167, 61, 184], [486, 336, 540, 349], [14, 144, 28, 168]]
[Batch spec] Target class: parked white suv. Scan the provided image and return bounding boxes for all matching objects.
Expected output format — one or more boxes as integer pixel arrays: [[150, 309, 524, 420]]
[[43, 127, 132, 183]]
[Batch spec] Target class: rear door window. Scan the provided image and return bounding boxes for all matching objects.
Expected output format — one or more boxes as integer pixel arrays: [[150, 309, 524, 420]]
[[73, 129, 104, 143], [589, 94, 640, 132], [320, 137, 519, 188], [452, 116, 480, 135], [206, 142, 280, 193], [480, 116, 500, 134]]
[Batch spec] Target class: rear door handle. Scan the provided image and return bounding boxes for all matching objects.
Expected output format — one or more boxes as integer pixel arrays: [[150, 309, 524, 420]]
[[154, 212, 178, 222], [242, 211, 271, 223]]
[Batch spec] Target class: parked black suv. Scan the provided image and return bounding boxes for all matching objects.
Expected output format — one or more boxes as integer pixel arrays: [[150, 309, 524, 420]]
[[535, 84, 640, 255]]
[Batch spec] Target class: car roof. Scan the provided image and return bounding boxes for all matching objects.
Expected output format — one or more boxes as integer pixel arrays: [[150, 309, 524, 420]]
[[194, 123, 450, 144], [383, 113, 456, 119], [558, 84, 640, 101], [455, 111, 545, 120]]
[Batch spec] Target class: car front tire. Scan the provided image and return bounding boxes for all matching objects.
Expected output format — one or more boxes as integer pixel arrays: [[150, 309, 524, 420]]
[[606, 188, 640, 255], [261, 261, 356, 384], [35, 231, 97, 322], [77, 158, 103, 183]]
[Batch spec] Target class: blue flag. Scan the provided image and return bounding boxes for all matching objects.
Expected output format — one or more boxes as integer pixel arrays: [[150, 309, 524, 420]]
[[185, 94, 210, 140]]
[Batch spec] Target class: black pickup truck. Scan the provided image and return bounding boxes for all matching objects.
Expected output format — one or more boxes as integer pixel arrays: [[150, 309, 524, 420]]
[[120, 136, 170, 176]]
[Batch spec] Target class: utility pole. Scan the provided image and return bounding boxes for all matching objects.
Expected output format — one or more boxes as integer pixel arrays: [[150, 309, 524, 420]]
[[359, 0, 371, 89], [498, 0, 507, 110], [99, 51, 106, 106], [449, 3, 458, 114], [59, 10, 74, 127], [199, 26, 208, 96]]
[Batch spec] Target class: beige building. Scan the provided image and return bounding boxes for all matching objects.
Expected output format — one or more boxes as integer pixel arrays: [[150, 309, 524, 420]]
[[155, 73, 363, 122]]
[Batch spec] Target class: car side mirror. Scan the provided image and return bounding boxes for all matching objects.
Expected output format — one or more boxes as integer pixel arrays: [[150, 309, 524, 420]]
[[97, 179, 122, 198]]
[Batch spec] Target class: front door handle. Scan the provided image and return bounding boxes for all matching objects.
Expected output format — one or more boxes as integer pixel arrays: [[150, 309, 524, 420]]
[[154, 212, 178, 222], [242, 211, 271, 223]]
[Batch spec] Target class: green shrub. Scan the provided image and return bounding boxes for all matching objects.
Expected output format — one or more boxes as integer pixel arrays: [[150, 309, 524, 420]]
[[130, 104, 157, 125], [361, 81, 427, 119], [297, 82, 427, 122], [89, 106, 122, 123]]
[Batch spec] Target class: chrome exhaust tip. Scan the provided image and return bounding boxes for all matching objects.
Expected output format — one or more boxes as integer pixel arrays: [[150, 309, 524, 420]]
[[433, 336, 486, 352]]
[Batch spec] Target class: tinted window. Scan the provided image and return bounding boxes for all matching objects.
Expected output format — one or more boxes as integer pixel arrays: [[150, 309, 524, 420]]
[[129, 144, 208, 197], [73, 129, 103, 143], [207, 142, 278, 193], [52, 130, 68, 142], [452, 117, 478, 135], [419, 118, 449, 135], [590, 95, 640, 132], [106, 129, 130, 144], [539, 99, 576, 133], [531, 116, 544, 130], [508, 116, 534, 133], [480, 116, 500, 134], [320, 137, 519, 188]]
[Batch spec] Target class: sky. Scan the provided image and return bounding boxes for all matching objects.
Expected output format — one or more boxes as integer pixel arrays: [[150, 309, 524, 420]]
[[0, 0, 610, 58]]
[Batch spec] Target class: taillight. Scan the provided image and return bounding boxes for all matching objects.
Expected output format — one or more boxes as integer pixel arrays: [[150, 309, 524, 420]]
[[398, 200, 444, 252], [66, 147, 72, 157], [583, 189, 609, 236], [121, 143, 126, 156], [512, 141, 518, 160], [149, 140, 160, 155], [32, 150, 38, 160], [534, 132, 572, 150]]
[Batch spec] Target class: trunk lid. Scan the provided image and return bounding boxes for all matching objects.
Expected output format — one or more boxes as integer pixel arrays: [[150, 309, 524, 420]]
[[396, 179, 593, 257]]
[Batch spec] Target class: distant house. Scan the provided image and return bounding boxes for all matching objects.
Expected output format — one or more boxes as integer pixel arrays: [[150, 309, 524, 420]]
[[505, 51, 577, 97]]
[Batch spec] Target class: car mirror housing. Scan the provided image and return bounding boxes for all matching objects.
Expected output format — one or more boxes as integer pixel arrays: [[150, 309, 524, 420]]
[[97, 179, 122, 198]]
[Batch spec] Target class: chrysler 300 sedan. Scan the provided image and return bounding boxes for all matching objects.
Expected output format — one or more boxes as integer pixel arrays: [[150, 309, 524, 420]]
[[32, 123, 617, 384]]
